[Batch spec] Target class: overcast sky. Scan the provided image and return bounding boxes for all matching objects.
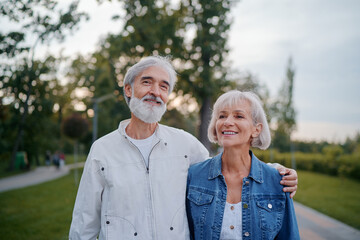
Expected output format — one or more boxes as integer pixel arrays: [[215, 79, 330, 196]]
[[34, 0, 360, 143]]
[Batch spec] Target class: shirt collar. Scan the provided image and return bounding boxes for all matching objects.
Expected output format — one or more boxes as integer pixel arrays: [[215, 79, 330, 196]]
[[118, 119, 161, 139], [208, 150, 263, 183]]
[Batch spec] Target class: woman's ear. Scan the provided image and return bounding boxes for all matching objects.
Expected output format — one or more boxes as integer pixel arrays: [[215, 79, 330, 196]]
[[124, 84, 132, 98], [252, 123, 263, 138]]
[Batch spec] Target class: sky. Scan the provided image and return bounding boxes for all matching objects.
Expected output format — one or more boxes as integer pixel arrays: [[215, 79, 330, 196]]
[[34, 0, 360, 143]]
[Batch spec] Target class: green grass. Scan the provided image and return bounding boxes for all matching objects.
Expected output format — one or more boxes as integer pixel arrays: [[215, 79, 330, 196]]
[[0, 169, 359, 239], [295, 170, 360, 229], [0, 169, 82, 240]]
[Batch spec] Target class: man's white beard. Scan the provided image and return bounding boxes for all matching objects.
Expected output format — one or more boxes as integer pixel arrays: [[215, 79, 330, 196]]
[[129, 94, 167, 123]]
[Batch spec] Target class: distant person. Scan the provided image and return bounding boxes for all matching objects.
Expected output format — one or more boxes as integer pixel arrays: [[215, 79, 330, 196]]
[[53, 151, 60, 168], [186, 90, 300, 240], [59, 152, 65, 168], [69, 56, 298, 240], [45, 151, 51, 166]]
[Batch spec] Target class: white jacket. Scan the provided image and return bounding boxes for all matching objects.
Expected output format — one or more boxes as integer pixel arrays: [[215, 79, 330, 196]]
[[69, 119, 209, 240]]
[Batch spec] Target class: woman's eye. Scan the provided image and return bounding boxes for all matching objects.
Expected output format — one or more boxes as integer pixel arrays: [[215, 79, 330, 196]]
[[219, 115, 225, 119], [236, 115, 244, 119]]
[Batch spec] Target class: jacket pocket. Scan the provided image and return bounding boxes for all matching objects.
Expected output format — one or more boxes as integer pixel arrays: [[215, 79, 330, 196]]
[[105, 215, 139, 240], [187, 189, 214, 205], [256, 199, 285, 232]]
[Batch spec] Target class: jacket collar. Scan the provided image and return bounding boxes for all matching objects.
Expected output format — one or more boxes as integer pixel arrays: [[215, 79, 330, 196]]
[[118, 119, 162, 141], [208, 150, 263, 184]]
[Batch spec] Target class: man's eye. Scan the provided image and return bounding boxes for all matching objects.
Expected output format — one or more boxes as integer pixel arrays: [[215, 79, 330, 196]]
[[219, 115, 225, 119], [161, 85, 169, 90], [236, 115, 244, 119]]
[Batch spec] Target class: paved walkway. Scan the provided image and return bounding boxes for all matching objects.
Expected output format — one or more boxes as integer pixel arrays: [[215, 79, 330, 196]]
[[0, 164, 359, 239], [294, 201, 360, 240], [0, 162, 84, 193]]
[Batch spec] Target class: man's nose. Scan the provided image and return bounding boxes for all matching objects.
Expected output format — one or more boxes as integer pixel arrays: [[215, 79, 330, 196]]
[[150, 84, 160, 96]]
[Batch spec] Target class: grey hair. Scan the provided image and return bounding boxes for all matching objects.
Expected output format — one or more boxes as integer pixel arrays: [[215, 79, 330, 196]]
[[123, 55, 177, 105], [207, 90, 271, 150]]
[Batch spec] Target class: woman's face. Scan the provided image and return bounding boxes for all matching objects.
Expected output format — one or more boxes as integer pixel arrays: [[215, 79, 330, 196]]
[[215, 100, 261, 148]]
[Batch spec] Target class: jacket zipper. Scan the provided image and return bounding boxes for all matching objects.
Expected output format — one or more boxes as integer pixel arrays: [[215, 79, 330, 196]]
[[147, 140, 161, 239], [126, 137, 161, 239]]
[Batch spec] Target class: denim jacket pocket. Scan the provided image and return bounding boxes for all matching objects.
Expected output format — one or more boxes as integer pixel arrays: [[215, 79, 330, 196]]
[[187, 189, 214, 206], [256, 199, 285, 232]]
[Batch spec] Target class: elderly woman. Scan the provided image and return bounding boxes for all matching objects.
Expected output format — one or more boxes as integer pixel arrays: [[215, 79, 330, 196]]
[[186, 90, 300, 240]]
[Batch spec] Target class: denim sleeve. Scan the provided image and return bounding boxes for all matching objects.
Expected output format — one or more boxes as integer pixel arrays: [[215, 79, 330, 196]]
[[276, 193, 300, 240], [186, 171, 195, 240]]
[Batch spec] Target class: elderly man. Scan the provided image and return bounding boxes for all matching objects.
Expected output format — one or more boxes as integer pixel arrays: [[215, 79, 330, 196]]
[[69, 56, 298, 240]]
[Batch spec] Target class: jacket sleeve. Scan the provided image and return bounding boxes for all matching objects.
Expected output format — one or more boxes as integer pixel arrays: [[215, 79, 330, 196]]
[[69, 145, 105, 240], [276, 193, 300, 240]]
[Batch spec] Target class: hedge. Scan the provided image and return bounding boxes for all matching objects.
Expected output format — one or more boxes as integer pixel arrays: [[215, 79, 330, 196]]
[[252, 149, 360, 181]]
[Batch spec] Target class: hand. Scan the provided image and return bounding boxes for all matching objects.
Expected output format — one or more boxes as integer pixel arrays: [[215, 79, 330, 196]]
[[277, 167, 298, 199]]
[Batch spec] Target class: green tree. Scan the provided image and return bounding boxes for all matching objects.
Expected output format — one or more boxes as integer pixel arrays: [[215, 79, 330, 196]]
[[271, 57, 297, 152], [0, 0, 87, 170], [175, 0, 237, 151]]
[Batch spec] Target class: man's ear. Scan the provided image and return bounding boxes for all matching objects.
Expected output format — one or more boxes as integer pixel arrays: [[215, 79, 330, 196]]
[[124, 84, 132, 98]]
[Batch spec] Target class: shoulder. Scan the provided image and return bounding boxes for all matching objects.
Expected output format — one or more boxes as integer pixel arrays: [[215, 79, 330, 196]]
[[93, 129, 120, 147], [158, 124, 198, 140], [189, 158, 212, 173], [252, 154, 283, 192]]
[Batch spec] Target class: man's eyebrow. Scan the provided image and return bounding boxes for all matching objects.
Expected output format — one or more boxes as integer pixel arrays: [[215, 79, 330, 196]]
[[141, 76, 153, 80], [162, 80, 170, 87]]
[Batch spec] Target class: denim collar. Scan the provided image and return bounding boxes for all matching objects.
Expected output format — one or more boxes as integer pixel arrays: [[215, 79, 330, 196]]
[[208, 150, 263, 184]]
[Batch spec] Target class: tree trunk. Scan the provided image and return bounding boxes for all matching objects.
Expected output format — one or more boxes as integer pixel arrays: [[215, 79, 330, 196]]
[[9, 77, 32, 171], [199, 95, 212, 153]]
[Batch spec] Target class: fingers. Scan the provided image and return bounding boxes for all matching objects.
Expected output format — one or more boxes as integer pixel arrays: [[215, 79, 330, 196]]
[[290, 190, 297, 199], [282, 185, 298, 198], [280, 179, 298, 187], [281, 169, 298, 180], [277, 167, 288, 175]]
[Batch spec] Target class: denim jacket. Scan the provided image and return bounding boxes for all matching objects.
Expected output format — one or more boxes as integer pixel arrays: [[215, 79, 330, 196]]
[[186, 151, 300, 240]]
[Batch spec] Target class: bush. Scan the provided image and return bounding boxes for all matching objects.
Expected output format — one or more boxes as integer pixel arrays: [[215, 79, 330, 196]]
[[252, 149, 360, 181]]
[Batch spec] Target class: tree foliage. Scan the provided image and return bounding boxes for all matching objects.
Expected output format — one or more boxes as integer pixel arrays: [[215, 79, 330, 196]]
[[271, 57, 297, 152], [74, 0, 239, 152], [62, 113, 89, 140], [0, 0, 87, 170]]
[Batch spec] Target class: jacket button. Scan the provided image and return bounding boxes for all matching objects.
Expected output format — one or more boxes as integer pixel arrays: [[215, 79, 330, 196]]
[[134, 232, 137, 236], [170, 227, 174, 230], [106, 221, 110, 224], [243, 203, 248, 209], [244, 232, 250, 237], [245, 181, 249, 185], [101, 167, 104, 171], [268, 203, 273, 209]]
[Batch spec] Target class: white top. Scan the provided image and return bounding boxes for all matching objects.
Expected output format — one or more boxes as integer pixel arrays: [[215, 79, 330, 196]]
[[220, 201, 243, 240], [125, 131, 156, 168]]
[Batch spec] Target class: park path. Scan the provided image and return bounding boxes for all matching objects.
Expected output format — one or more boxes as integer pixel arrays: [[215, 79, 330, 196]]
[[0, 162, 84, 193], [0, 164, 359, 239]]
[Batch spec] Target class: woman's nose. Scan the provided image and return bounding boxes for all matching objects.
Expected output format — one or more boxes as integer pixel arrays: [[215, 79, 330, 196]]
[[224, 117, 234, 126]]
